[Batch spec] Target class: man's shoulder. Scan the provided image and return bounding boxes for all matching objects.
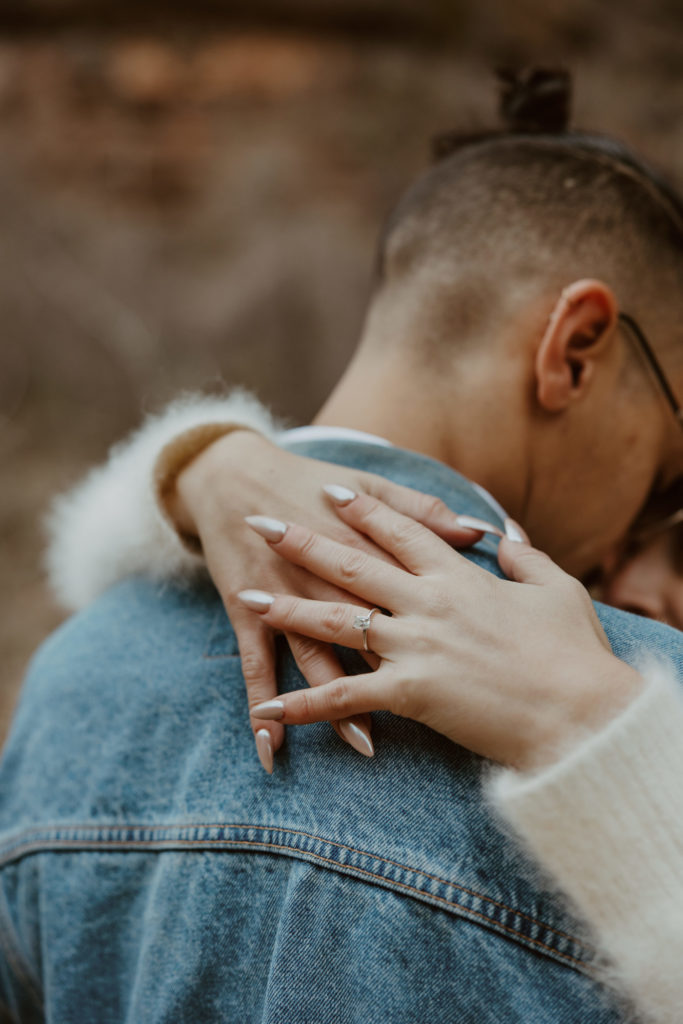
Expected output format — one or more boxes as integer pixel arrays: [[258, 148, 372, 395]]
[[594, 599, 683, 675], [0, 577, 238, 831], [26, 576, 223, 691]]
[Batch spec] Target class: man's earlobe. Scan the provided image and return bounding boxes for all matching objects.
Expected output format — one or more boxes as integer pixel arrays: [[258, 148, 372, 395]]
[[535, 280, 618, 413]]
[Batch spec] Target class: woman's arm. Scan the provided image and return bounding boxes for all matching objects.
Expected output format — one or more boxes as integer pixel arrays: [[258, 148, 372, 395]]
[[46, 390, 282, 611], [488, 660, 683, 1024], [241, 489, 642, 768], [237, 488, 682, 1023], [46, 392, 481, 772]]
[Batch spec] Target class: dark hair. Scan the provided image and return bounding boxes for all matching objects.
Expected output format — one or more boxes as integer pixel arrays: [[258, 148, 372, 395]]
[[429, 68, 683, 236], [432, 68, 573, 155], [371, 69, 683, 353]]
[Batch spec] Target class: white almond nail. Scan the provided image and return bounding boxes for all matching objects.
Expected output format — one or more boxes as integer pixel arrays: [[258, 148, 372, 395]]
[[454, 515, 504, 538], [504, 518, 529, 543], [255, 729, 274, 774], [237, 590, 275, 611], [338, 718, 374, 757], [323, 484, 357, 505], [251, 699, 286, 721], [245, 515, 288, 542]]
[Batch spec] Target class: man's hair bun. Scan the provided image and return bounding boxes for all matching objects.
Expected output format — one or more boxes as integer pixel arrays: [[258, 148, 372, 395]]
[[431, 67, 572, 162], [497, 67, 572, 134]]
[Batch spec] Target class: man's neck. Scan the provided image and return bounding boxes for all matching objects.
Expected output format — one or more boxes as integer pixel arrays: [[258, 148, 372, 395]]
[[312, 354, 530, 522]]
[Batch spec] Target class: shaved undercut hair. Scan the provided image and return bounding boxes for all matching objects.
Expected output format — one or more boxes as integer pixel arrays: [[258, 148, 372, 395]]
[[364, 133, 683, 365]]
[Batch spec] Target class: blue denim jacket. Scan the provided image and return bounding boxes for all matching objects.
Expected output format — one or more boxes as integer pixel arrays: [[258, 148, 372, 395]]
[[1, 439, 677, 1024]]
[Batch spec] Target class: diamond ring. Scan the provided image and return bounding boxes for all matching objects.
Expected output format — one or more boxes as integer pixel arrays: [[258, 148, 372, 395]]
[[352, 607, 382, 653]]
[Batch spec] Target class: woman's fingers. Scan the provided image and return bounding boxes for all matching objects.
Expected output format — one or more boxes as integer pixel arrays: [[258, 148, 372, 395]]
[[250, 671, 395, 726], [228, 600, 377, 770], [360, 475, 500, 547], [238, 591, 393, 657], [285, 632, 375, 757], [227, 607, 284, 773], [496, 534, 612, 651], [496, 533, 562, 585], [245, 516, 410, 609], [323, 487, 479, 577], [286, 630, 347, 682]]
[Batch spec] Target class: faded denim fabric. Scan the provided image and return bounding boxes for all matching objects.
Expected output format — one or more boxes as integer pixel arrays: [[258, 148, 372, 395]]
[[1, 438, 679, 1024]]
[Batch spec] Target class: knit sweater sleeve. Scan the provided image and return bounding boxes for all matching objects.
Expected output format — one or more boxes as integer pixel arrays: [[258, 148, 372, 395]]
[[487, 660, 683, 1024], [45, 390, 282, 611]]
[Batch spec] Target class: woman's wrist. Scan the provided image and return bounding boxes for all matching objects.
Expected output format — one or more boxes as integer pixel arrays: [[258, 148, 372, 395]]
[[169, 429, 277, 542], [517, 654, 645, 773]]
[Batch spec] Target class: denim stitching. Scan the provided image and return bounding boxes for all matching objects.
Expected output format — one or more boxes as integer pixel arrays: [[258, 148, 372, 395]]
[[0, 836, 588, 969], [0, 821, 589, 949], [187, 822, 588, 946], [0, 824, 592, 969]]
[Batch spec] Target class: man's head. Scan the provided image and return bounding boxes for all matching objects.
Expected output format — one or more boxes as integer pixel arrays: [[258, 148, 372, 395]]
[[601, 521, 683, 627], [320, 129, 683, 576], [370, 133, 683, 357]]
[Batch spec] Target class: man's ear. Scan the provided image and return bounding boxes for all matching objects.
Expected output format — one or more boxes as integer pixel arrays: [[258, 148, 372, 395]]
[[535, 279, 619, 412]]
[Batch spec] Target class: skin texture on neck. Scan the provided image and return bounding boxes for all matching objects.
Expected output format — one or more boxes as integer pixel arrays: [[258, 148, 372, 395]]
[[313, 340, 532, 526], [311, 283, 681, 580]]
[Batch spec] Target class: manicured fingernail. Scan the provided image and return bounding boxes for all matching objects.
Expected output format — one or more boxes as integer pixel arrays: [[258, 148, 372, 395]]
[[455, 514, 504, 538], [251, 699, 286, 721], [237, 589, 275, 612], [255, 729, 274, 774], [504, 517, 530, 544], [245, 515, 288, 542], [338, 717, 374, 758], [323, 484, 357, 505]]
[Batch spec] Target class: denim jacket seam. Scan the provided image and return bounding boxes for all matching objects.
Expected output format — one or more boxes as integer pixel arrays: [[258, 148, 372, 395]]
[[48, 818, 584, 945], [0, 821, 594, 971]]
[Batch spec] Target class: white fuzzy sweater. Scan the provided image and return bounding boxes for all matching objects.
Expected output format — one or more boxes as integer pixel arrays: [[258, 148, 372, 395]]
[[45, 392, 683, 1024], [46, 391, 282, 609]]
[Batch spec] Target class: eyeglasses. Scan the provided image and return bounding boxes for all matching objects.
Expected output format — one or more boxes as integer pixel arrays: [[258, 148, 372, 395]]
[[618, 312, 683, 541], [618, 312, 683, 433]]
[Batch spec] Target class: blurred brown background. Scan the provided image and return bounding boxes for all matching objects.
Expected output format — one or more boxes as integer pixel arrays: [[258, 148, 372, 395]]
[[1, 0, 682, 743]]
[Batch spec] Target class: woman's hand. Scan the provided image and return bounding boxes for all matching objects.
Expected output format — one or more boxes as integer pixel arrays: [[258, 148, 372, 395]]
[[240, 487, 645, 771], [169, 431, 492, 771]]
